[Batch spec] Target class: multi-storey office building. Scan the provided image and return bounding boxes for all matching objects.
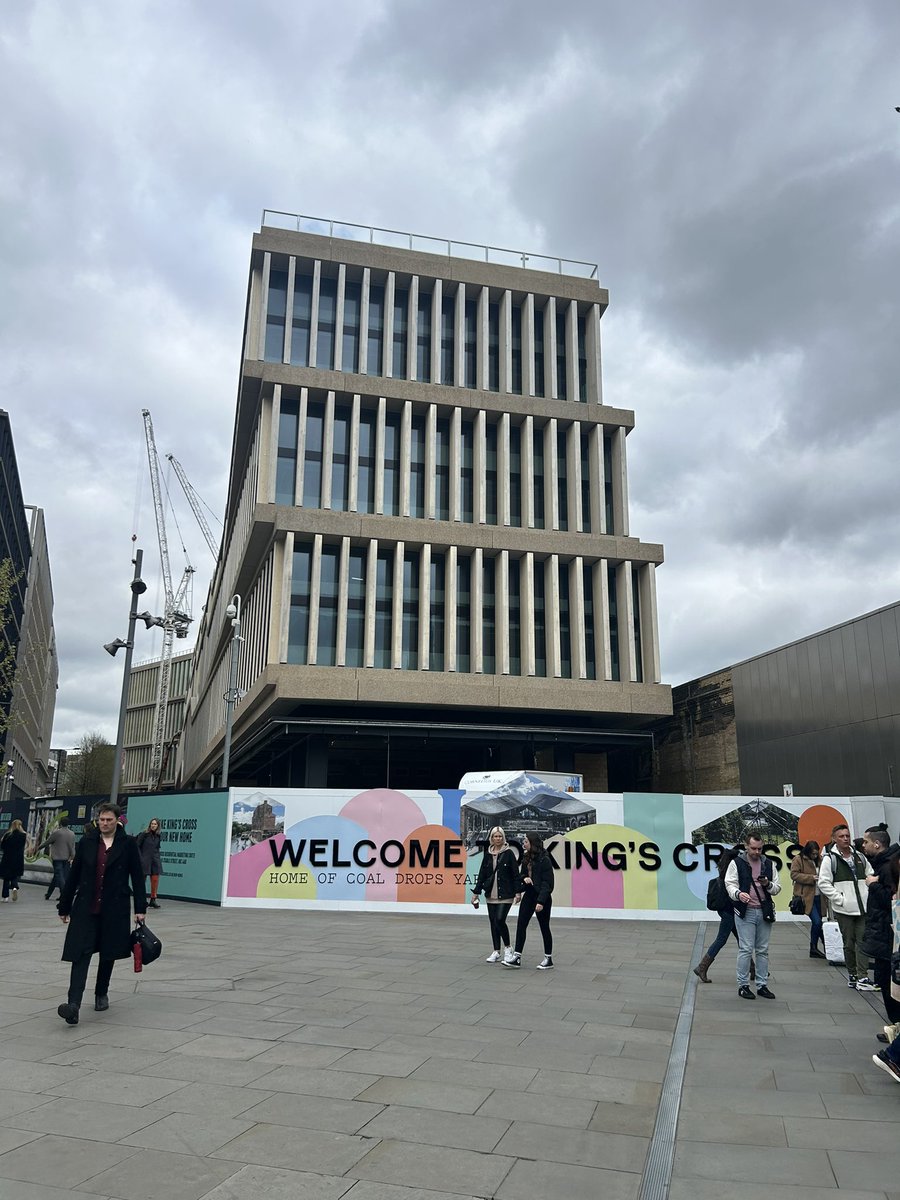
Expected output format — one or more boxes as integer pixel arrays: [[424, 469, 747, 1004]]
[[180, 217, 671, 791], [123, 651, 192, 791]]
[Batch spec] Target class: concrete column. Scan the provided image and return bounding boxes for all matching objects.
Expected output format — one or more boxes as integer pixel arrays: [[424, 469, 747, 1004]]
[[472, 547, 484, 673], [348, 394, 361, 512], [499, 289, 512, 393], [567, 421, 581, 532], [571, 557, 587, 679], [308, 260, 321, 369], [321, 391, 335, 509], [585, 302, 603, 404], [498, 412, 511, 527], [617, 561, 637, 682], [454, 283, 465, 386], [589, 424, 604, 535], [283, 256, 296, 365], [597, 558, 612, 680], [523, 414, 535, 528], [375, 396, 386, 514], [383, 271, 395, 378], [392, 541, 404, 669], [640, 563, 662, 684], [247, 260, 264, 360], [474, 409, 486, 525], [450, 407, 461, 522], [364, 539, 377, 668], [332, 263, 346, 371], [545, 420, 557, 531], [296, 388, 308, 506], [566, 299, 579, 402], [400, 400, 412, 517], [431, 277, 442, 383], [425, 404, 437, 519], [476, 285, 488, 390], [406, 275, 418, 381], [523, 293, 535, 397], [498, 549, 510, 674], [336, 536, 350, 666], [278, 530, 294, 662], [548, 554, 561, 677], [307, 534, 323, 664], [359, 268, 370, 375], [523, 551, 536, 676], [446, 545, 458, 671], [258, 252, 271, 360], [612, 427, 630, 536], [420, 542, 431, 669], [545, 297, 557, 399], [265, 384, 280, 504]]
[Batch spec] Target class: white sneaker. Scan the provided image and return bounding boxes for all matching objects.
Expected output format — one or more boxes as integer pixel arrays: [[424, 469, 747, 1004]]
[[11, 888, 17, 902], [884, 1024, 900, 1042], [486, 950, 501, 963], [536, 956, 554, 970], [502, 950, 521, 968], [855, 978, 878, 991]]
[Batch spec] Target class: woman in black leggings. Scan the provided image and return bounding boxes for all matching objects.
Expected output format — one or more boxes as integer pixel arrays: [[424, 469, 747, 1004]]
[[472, 826, 518, 962], [504, 832, 555, 970]]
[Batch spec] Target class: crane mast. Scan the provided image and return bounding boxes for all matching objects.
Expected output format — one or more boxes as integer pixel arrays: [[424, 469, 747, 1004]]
[[142, 409, 193, 786]]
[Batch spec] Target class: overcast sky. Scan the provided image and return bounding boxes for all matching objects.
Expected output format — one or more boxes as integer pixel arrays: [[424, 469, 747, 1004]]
[[2, 1, 899, 750]]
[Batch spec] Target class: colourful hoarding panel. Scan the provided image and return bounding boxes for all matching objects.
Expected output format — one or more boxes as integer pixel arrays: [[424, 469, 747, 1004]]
[[126, 791, 230, 904]]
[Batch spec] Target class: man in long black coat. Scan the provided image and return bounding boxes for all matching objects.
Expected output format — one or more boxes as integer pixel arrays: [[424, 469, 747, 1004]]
[[57, 803, 146, 1024]]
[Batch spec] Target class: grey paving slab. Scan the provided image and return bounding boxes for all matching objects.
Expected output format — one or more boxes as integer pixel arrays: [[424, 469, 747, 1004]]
[[252, 1063, 379, 1098], [589, 1099, 658, 1136], [786, 1114, 900, 1151], [673, 1142, 838, 1187], [362, 1104, 509, 1151], [830, 1153, 900, 1191], [0, 1134, 136, 1188], [680, 1084, 828, 1117], [5, 1097, 160, 1142], [355, 1076, 492, 1114], [77, 1147, 242, 1200], [345, 1139, 515, 1197], [0, 1126, 44, 1154], [343, 1183, 482, 1200], [528, 1066, 662, 1106], [410, 1056, 538, 1091], [476, 1087, 597, 1129], [241, 1092, 384, 1133], [118, 1111, 260, 1156], [211, 1121, 376, 1174], [140, 1081, 275, 1119], [199, 1163, 355, 1199], [495, 1157, 640, 1200], [330, 1048, 432, 1077], [0, 1093, 55, 1119], [0, 1181, 117, 1200], [45, 1069, 190, 1106], [494, 1119, 648, 1173], [139, 1054, 278, 1086], [676, 1110, 788, 1146], [822, 1091, 900, 1120], [669, 1183, 889, 1200], [367, 1032, 483, 1061]]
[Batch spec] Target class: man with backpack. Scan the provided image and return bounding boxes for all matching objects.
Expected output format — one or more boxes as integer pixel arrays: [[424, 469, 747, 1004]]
[[818, 823, 876, 990], [725, 831, 781, 1000]]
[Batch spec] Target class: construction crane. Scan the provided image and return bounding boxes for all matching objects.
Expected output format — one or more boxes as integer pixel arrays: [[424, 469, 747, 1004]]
[[166, 454, 220, 559], [141, 409, 194, 786]]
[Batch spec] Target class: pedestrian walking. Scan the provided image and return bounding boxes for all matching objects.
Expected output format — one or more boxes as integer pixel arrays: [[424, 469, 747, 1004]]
[[860, 826, 900, 1038], [136, 818, 163, 908], [503, 832, 554, 970], [694, 846, 743, 982], [0, 820, 27, 901], [871, 857, 900, 1082], [790, 840, 825, 959], [725, 830, 781, 1000], [56, 804, 146, 1025], [35, 817, 76, 900], [818, 823, 876, 990], [471, 826, 519, 962]]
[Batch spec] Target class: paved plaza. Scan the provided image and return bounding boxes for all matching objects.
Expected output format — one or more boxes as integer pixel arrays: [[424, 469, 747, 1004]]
[[0, 887, 898, 1200]]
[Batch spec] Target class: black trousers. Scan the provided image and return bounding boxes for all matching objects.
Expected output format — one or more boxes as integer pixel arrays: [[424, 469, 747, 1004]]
[[873, 957, 900, 1024], [514, 893, 552, 955], [486, 902, 513, 951], [66, 914, 117, 1006]]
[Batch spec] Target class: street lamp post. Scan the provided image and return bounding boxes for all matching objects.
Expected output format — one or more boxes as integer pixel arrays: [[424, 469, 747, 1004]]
[[105, 549, 147, 803], [221, 594, 242, 789], [1, 761, 13, 805]]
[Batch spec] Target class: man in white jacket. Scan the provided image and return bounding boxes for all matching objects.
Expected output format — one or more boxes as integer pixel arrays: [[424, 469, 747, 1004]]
[[817, 823, 876, 990], [725, 832, 781, 1000]]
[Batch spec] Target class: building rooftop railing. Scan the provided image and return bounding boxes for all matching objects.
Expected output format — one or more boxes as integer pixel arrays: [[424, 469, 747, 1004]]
[[261, 210, 600, 281]]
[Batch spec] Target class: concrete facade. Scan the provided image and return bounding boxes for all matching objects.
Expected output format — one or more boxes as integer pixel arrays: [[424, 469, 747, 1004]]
[[181, 221, 671, 789], [123, 651, 193, 791]]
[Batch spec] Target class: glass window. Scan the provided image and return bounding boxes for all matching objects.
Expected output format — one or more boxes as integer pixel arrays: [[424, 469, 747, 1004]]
[[460, 416, 474, 523], [457, 554, 471, 671], [287, 543, 312, 663], [342, 279, 361, 373], [265, 268, 287, 362], [303, 400, 325, 509], [402, 550, 420, 669], [632, 566, 643, 683], [487, 302, 500, 392], [559, 561, 571, 678], [317, 276, 337, 370], [511, 305, 522, 395], [276, 397, 299, 505], [532, 425, 545, 529], [367, 283, 385, 376], [464, 299, 477, 388], [604, 433, 614, 532], [534, 560, 546, 677], [580, 428, 591, 534], [291, 272, 313, 366], [357, 409, 376, 513], [375, 549, 392, 669], [331, 405, 351, 511], [435, 416, 450, 520], [346, 547, 366, 667], [441, 294, 455, 385], [608, 564, 620, 681], [485, 422, 498, 526], [383, 412, 401, 515], [417, 289, 432, 382], [429, 552, 445, 671], [317, 544, 340, 666], [483, 556, 496, 673], [508, 557, 521, 675], [410, 414, 426, 518], [509, 423, 522, 528], [583, 562, 596, 680], [577, 309, 588, 402], [556, 307, 567, 400], [533, 307, 545, 397], [557, 429, 568, 532], [392, 287, 408, 378]]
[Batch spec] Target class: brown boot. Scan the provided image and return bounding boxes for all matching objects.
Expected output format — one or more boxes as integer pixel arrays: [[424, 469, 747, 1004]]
[[693, 954, 713, 983]]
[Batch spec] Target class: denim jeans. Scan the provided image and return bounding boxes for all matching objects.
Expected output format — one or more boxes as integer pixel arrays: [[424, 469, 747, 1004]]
[[735, 907, 772, 986], [808, 895, 823, 950], [46, 859, 71, 898], [706, 907, 737, 960]]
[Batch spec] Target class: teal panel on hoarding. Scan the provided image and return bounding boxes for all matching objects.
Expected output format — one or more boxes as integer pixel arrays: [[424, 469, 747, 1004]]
[[126, 792, 229, 904]]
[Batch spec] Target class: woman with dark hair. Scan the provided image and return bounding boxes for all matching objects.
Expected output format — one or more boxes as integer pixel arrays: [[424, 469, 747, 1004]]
[[136, 817, 163, 909], [693, 846, 742, 982], [791, 840, 825, 959], [871, 855, 900, 1081], [503, 833, 554, 970]]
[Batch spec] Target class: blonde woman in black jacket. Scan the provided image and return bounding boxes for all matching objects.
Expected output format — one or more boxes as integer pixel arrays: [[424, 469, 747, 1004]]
[[504, 832, 555, 970], [472, 826, 518, 962]]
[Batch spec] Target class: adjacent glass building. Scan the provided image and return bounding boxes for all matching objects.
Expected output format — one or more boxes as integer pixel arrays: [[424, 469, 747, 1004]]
[[180, 218, 671, 790]]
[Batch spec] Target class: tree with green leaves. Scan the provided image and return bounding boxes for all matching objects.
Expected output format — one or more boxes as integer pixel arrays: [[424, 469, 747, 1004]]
[[59, 732, 116, 796]]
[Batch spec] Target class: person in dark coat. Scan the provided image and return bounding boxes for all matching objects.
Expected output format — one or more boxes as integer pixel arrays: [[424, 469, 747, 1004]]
[[861, 826, 900, 1033], [57, 803, 146, 1024], [136, 817, 163, 908], [471, 826, 519, 962], [504, 832, 555, 970], [693, 846, 744, 982], [0, 820, 27, 900]]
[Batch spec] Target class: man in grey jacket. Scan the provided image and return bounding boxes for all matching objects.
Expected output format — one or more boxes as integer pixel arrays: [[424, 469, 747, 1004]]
[[817, 822, 876, 990], [35, 818, 76, 901]]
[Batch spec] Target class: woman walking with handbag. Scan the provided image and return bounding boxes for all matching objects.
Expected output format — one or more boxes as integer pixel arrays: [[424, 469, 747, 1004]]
[[693, 846, 743, 982], [790, 840, 825, 958], [503, 832, 555, 970], [471, 826, 518, 963]]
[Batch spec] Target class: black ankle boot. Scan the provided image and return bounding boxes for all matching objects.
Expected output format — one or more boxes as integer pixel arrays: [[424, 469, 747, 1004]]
[[94, 995, 109, 1012], [57, 1002, 80, 1025]]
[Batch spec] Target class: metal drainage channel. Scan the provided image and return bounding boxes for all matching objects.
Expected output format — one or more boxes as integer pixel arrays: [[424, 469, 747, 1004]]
[[639, 922, 706, 1200]]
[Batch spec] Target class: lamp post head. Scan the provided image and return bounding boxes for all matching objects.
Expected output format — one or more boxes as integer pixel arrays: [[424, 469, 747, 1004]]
[[103, 638, 130, 656]]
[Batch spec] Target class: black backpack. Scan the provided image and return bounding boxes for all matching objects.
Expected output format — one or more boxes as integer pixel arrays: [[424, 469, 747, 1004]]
[[706, 876, 727, 911]]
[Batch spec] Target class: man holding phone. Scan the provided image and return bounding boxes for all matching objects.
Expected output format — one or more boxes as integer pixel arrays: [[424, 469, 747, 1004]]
[[725, 831, 781, 1000]]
